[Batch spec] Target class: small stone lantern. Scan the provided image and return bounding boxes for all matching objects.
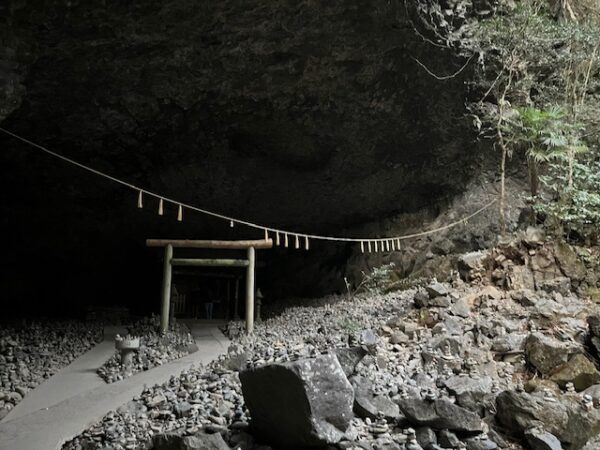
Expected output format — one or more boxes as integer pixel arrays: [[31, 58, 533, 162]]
[[115, 334, 140, 368]]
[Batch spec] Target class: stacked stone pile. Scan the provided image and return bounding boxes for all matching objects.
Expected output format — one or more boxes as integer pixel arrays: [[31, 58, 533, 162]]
[[0, 320, 102, 420], [97, 316, 197, 383], [64, 232, 600, 450]]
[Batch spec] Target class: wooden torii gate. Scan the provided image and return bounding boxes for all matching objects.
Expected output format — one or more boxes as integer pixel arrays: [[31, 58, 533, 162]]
[[146, 239, 273, 334]]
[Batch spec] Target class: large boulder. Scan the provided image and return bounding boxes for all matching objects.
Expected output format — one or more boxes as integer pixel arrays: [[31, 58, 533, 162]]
[[495, 391, 569, 440], [396, 397, 483, 433], [239, 354, 354, 448], [495, 391, 600, 449], [443, 375, 494, 413], [554, 242, 586, 282], [525, 333, 580, 375], [549, 354, 600, 391]]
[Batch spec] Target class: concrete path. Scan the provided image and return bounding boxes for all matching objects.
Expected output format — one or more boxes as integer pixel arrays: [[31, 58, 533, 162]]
[[0, 323, 229, 450], [4, 326, 127, 422]]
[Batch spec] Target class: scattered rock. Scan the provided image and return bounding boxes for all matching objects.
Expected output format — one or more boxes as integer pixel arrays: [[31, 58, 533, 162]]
[[352, 376, 401, 421], [523, 226, 545, 247], [426, 283, 449, 298], [153, 431, 230, 450], [538, 278, 572, 296], [449, 298, 471, 318], [397, 397, 483, 433]]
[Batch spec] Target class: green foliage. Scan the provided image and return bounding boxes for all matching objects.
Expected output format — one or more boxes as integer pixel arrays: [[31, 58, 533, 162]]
[[536, 157, 600, 242], [467, 0, 600, 144], [505, 106, 587, 162], [357, 262, 397, 294], [337, 318, 362, 334]]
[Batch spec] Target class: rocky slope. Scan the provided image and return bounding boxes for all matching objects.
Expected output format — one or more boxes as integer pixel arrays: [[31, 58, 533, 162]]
[[62, 230, 600, 450]]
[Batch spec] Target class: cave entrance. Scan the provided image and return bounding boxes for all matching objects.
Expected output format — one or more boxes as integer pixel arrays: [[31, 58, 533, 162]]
[[146, 238, 273, 334]]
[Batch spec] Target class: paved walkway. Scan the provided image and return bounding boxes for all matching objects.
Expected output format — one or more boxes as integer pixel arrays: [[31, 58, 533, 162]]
[[0, 323, 230, 450]]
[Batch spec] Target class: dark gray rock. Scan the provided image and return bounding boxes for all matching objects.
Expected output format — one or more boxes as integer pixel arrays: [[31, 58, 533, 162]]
[[465, 437, 498, 450], [525, 333, 579, 375], [524, 428, 563, 450], [549, 354, 600, 391], [487, 429, 509, 448], [495, 391, 600, 449], [414, 290, 430, 308], [396, 397, 483, 433], [538, 277, 572, 296], [416, 427, 437, 448], [239, 354, 354, 447], [554, 241, 586, 282], [334, 347, 367, 378], [438, 429, 460, 448], [449, 298, 471, 318], [427, 283, 449, 298], [495, 391, 569, 440], [589, 315, 600, 337], [174, 401, 192, 418], [152, 432, 229, 450], [352, 376, 401, 421], [510, 289, 539, 307], [458, 251, 487, 279], [443, 375, 493, 412]]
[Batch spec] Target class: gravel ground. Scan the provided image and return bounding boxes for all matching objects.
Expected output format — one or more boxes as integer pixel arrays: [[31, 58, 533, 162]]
[[0, 320, 103, 420]]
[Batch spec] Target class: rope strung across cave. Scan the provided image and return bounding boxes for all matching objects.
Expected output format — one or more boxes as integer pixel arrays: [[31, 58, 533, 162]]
[[0, 126, 497, 251]]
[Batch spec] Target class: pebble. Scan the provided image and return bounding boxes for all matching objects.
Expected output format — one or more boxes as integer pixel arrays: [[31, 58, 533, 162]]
[[0, 320, 102, 409]]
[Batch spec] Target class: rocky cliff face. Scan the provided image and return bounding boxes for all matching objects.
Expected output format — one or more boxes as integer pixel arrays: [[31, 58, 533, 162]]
[[0, 0, 486, 308]]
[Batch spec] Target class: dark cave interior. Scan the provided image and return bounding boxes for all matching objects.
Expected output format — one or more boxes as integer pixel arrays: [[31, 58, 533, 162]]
[[0, 0, 483, 318]]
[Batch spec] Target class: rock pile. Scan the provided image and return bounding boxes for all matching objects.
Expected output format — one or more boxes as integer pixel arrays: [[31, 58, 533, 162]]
[[97, 316, 197, 383], [0, 320, 102, 420], [63, 232, 600, 450]]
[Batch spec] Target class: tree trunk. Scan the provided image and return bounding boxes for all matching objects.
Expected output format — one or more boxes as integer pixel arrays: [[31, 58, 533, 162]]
[[528, 158, 539, 197]]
